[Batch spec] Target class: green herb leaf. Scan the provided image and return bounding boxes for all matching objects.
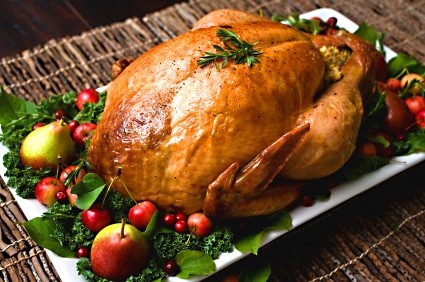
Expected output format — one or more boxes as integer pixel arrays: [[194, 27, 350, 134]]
[[198, 28, 262, 69], [0, 87, 36, 127], [72, 173, 106, 210], [176, 250, 216, 278], [235, 211, 292, 254], [238, 260, 271, 282], [23, 217, 75, 257]]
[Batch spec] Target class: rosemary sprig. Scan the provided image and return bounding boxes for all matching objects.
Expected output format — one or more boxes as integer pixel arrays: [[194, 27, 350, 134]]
[[197, 28, 262, 69]]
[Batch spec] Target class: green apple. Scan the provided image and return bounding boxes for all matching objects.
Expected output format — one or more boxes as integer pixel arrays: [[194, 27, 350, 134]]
[[90, 219, 151, 281], [20, 120, 75, 170]]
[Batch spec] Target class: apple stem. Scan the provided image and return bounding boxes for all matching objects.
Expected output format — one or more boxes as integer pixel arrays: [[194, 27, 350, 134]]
[[120, 218, 126, 239]]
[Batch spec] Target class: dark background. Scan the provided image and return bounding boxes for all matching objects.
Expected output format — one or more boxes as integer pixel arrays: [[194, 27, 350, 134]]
[[0, 0, 185, 57]]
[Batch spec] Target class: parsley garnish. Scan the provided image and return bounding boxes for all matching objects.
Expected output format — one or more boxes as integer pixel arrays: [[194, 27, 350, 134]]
[[198, 28, 262, 69]]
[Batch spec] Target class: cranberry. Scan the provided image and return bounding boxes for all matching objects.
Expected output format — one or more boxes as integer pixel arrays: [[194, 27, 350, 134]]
[[32, 122, 44, 130], [174, 220, 188, 234], [54, 109, 67, 121], [55, 191, 68, 203], [163, 213, 177, 227], [326, 17, 337, 28], [302, 195, 315, 207], [175, 212, 187, 222], [76, 247, 90, 258], [163, 259, 179, 276]]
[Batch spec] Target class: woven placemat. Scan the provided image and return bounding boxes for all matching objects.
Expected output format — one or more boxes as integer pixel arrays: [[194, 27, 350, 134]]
[[0, 0, 424, 281]]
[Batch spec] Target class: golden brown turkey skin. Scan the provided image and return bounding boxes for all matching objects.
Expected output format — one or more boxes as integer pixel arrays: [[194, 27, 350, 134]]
[[88, 11, 378, 217], [88, 21, 323, 213]]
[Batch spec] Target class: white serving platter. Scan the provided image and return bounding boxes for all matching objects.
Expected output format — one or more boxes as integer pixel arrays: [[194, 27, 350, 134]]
[[1, 7, 424, 282]]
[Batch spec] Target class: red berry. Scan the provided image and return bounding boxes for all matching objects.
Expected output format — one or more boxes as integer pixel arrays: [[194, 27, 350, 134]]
[[175, 212, 186, 222], [163, 259, 179, 276], [32, 122, 44, 130], [174, 220, 188, 234], [163, 213, 177, 227], [54, 109, 67, 121], [326, 17, 337, 28], [302, 195, 315, 207], [55, 191, 68, 203], [77, 247, 90, 258]]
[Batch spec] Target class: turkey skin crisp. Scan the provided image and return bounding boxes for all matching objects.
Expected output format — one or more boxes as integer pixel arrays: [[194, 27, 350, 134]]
[[88, 9, 378, 218]]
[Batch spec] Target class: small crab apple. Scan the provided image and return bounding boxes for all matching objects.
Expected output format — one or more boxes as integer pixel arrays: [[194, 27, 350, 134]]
[[67, 120, 80, 136], [73, 122, 97, 146], [76, 88, 100, 110], [128, 201, 157, 230], [35, 177, 66, 206], [60, 165, 86, 184], [81, 205, 112, 233], [187, 212, 213, 237]]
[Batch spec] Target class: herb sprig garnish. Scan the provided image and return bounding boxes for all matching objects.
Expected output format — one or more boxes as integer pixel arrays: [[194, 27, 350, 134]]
[[198, 28, 262, 69]]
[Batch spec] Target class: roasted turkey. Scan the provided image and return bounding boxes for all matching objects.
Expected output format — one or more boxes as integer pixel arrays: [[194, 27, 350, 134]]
[[88, 9, 378, 218]]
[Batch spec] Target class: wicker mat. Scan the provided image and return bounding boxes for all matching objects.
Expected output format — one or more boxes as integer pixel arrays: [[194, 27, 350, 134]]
[[0, 0, 424, 281]]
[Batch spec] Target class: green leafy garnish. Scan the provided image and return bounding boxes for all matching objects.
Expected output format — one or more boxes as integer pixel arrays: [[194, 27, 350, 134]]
[[176, 250, 216, 278], [72, 173, 106, 210], [282, 14, 323, 34], [234, 211, 292, 254], [354, 23, 385, 55], [407, 129, 425, 153], [238, 260, 271, 282], [198, 28, 262, 69], [0, 86, 36, 126], [387, 53, 425, 77], [23, 217, 76, 258]]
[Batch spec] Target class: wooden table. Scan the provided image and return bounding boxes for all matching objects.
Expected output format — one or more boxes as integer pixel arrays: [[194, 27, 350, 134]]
[[0, 0, 185, 57]]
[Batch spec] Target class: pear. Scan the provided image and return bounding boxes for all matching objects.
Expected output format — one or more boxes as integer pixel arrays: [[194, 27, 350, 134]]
[[20, 120, 75, 170], [90, 219, 151, 281]]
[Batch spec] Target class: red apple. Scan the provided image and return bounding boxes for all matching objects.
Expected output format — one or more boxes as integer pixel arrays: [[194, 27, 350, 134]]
[[128, 201, 157, 230], [73, 122, 96, 146], [76, 88, 100, 110], [187, 212, 213, 237], [35, 177, 66, 206], [81, 205, 112, 233], [60, 165, 86, 184]]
